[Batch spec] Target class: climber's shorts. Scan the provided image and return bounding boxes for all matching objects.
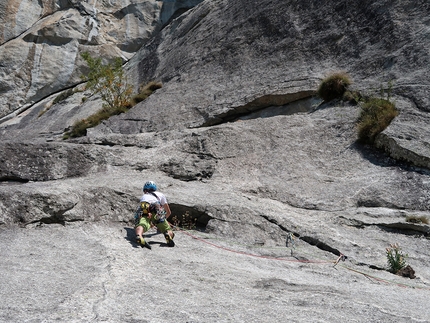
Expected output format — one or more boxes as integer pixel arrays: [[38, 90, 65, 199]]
[[135, 216, 151, 232], [155, 219, 171, 233], [135, 216, 171, 233]]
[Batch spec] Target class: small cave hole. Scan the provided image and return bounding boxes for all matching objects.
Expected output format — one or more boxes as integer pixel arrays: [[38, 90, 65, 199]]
[[169, 204, 211, 230]]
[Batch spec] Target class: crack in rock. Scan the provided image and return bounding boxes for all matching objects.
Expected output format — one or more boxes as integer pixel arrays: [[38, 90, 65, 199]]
[[201, 91, 317, 127], [337, 215, 430, 237]]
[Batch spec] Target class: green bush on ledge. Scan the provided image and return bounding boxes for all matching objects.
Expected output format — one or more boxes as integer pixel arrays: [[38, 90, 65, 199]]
[[357, 97, 398, 144], [317, 72, 352, 102]]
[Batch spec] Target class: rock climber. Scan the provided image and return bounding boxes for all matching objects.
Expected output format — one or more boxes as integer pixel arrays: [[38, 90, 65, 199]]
[[134, 181, 175, 249]]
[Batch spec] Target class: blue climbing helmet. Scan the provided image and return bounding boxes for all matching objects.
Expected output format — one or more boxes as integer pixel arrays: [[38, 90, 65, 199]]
[[143, 181, 157, 192]]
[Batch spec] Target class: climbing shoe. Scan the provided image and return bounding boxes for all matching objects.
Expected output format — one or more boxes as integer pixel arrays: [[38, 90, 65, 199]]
[[164, 232, 175, 247], [136, 236, 152, 250]]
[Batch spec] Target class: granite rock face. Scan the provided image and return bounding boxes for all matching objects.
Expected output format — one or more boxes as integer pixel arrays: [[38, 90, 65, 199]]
[[97, 0, 430, 169], [0, 1, 429, 321], [1, 222, 429, 323], [0, 0, 203, 119]]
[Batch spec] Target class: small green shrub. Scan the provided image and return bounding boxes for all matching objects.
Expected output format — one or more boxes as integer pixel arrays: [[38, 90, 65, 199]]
[[171, 211, 197, 230], [386, 243, 407, 274], [357, 97, 398, 144], [405, 215, 429, 224], [64, 81, 162, 139], [63, 53, 162, 139], [63, 52, 133, 139], [317, 72, 352, 102], [80, 52, 133, 111]]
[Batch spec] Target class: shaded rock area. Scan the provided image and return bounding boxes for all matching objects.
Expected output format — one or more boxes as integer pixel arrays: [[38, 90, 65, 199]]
[[0, 0, 430, 322], [397, 265, 416, 279]]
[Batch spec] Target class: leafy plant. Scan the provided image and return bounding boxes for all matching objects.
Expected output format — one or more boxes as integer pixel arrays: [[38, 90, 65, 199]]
[[317, 72, 352, 102], [63, 53, 163, 139], [171, 211, 197, 230], [80, 52, 133, 111], [63, 53, 133, 138], [386, 243, 407, 274], [357, 97, 398, 144], [65, 118, 91, 138]]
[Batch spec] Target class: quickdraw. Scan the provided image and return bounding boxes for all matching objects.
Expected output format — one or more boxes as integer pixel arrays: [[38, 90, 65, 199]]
[[286, 232, 296, 256]]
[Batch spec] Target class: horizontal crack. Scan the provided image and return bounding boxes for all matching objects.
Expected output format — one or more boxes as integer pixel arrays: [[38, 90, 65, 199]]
[[0, 176, 29, 184], [299, 236, 343, 257], [338, 216, 429, 237], [201, 91, 317, 127], [377, 222, 429, 237]]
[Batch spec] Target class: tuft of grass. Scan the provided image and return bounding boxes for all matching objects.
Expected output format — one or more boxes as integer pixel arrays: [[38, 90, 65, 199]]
[[342, 90, 362, 105], [38, 103, 52, 118], [131, 81, 162, 105], [65, 104, 126, 138], [317, 72, 352, 102], [40, 88, 76, 118], [405, 215, 429, 224], [63, 81, 162, 139], [67, 118, 91, 138], [53, 89, 75, 105], [357, 97, 398, 144], [386, 243, 407, 274]]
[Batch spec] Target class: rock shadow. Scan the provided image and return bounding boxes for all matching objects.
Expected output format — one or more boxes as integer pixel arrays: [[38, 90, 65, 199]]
[[350, 141, 430, 175], [124, 226, 174, 248]]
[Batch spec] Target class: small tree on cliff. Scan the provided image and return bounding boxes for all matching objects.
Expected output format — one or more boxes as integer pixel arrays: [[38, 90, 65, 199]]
[[64, 53, 133, 138], [80, 52, 133, 113], [64, 53, 162, 139]]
